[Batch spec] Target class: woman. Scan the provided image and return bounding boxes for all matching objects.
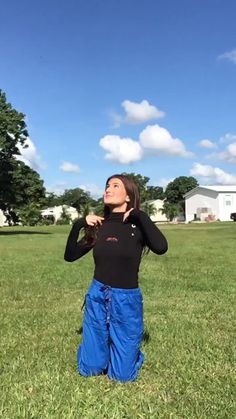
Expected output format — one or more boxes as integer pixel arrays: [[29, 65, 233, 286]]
[[64, 174, 168, 382]]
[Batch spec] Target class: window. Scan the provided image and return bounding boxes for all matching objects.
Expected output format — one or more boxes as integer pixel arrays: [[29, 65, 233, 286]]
[[224, 195, 232, 206]]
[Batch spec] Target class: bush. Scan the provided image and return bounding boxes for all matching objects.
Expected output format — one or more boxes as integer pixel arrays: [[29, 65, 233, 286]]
[[56, 207, 71, 225], [17, 204, 42, 226]]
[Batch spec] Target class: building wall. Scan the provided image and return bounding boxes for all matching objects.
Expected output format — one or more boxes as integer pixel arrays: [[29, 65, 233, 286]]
[[218, 192, 236, 221], [149, 200, 168, 222], [185, 189, 219, 222], [0, 210, 7, 227]]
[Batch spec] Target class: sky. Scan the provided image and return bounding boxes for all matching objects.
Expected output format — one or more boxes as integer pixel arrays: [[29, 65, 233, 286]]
[[1, 0, 236, 198]]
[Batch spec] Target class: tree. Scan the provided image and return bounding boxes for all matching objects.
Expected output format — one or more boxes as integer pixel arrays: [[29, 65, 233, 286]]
[[161, 202, 181, 221], [0, 90, 28, 211], [141, 201, 157, 217], [146, 186, 165, 200], [164, 176, 198, 214], [0, 90, 46, 224], [12, 161, 46, 208], [59, 188, 95, 212]]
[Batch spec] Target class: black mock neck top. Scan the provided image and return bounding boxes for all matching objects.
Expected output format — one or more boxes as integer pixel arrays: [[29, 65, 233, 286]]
[[64, 209, 168, 288]]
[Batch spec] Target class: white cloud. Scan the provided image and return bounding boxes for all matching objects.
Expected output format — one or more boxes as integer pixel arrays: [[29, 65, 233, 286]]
[[139, 124, 193, 157], [79, 183, 104, 198], [46, 182, 67, 196], [217, 142, 236, 164], [99, 135, 143, 164], [219, 133, 236, 144], [190, 162, 236, 185], [60, 162, 81, 173], [156, 178, 173, 189], [199, 139, 217, 149], [17, 138, 45, 170], [122, 100, 165, 125], [218, 49, 236, 64]]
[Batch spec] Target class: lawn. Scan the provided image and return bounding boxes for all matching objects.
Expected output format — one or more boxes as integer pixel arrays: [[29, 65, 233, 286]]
[[0, 222, 235, 418]]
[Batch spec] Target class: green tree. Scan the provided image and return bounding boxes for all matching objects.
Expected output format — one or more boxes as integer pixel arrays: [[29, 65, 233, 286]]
[[146, 186, 165, 200], [56, 207, 71, 225], [17, 202, 42, 226], [43, 192, 61, 208], [0, 90, 28, 211], [12, 161, 46, 208], [141, 201, 157, 217], [0, 90, 46, 224], [164, 176, 198, 214], [59, 188, 95, 212], [161, 202, 181, 221]]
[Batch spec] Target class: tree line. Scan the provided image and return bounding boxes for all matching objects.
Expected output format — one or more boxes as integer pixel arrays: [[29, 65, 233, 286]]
[[0, 89, 198, 226]]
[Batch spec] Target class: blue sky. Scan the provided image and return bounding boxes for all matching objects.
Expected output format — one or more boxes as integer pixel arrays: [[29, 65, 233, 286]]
[[1, 0, 236, 198]]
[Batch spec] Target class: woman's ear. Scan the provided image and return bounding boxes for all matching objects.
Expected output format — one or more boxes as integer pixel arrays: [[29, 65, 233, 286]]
[[126, 196, 130, 202]]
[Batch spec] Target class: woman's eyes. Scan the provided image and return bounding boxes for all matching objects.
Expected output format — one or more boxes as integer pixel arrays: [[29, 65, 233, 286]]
[[106, 184, 119, 189]]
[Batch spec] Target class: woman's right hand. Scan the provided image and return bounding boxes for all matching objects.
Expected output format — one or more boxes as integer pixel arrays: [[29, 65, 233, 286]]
[[85, 215, 104, 226]]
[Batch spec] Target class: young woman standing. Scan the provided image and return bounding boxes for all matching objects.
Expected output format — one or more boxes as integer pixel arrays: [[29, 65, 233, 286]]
[[64, 174, 168, 382]]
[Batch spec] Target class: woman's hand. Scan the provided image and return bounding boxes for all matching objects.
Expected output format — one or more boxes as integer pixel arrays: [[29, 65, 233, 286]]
[[85, 215, 104, 226], [123, 208, 134, 222]]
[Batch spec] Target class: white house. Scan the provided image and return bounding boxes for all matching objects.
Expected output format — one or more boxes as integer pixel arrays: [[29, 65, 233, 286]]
[[146, 199, 168, 223], [0, 209, 7, 227], [184, 185, 236, 222], [41, 205, 79, 223]]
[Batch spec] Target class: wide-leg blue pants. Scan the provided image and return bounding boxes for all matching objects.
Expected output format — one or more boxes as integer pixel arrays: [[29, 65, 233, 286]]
[[77, 278, 144, 382]]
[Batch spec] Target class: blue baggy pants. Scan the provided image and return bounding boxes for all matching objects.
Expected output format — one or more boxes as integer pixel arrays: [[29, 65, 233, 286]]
[[77, 278, 144, 382]]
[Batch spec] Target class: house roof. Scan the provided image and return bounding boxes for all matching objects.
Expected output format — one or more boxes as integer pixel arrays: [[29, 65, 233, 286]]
[[184, 185, 236, 198]]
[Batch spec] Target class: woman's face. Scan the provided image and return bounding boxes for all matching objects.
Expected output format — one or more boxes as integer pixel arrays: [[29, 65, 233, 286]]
[[103, 178, 130, 209]]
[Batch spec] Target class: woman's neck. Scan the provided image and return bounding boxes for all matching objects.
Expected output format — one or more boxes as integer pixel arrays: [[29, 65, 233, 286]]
[[110, 203, 127, 213]]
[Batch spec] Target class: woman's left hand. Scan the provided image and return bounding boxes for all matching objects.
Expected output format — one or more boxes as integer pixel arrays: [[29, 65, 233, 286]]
[[123, 208, 134, 222]]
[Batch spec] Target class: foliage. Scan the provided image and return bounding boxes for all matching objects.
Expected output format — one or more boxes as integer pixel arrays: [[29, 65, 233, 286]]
[[43, 192, 62, 208], [0, 90, 46, 223], [161, 201, 182, 221], [0, 90, 28, 211], [146, 185, 165, 200], [17, 203, 42, 226], [141, 201, 157, 217], [56, 207, 71, 225], [165, 176, 198, 213]]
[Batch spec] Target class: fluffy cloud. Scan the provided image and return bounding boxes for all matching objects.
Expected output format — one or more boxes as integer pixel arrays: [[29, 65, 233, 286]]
[[218, 49, 236, 64], [139, 124, 193, 157], [46, 182, 67, 196], [122, 100, 165, 125], [199, 139, 217, 149], [217, 142, 236, 164], [17, 138, 44, 170], [219, 133, 236, 144], [156, 178, 173, 189], [111, 99, 165, 127], [99, 135, 143, 164], [60, 162, 81, 173], [190, 163, 236, 185]]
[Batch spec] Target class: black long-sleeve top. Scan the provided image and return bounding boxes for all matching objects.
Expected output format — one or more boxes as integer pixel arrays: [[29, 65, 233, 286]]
[[64, 209, 168, 289]]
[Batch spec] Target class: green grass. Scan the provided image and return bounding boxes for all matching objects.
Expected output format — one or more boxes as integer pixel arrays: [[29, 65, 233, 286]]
[[0, 222, 235, 418]]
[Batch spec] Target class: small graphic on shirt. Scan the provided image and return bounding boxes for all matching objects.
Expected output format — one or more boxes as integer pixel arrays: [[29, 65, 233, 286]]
[[106, 236, 118, 242]]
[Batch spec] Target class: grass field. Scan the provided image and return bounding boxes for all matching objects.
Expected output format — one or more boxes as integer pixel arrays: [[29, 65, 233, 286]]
[[0, 222, 235, 418]]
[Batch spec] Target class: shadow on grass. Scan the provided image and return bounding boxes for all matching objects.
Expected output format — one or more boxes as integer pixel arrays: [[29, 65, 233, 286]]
[[0, 230, 52, 235]]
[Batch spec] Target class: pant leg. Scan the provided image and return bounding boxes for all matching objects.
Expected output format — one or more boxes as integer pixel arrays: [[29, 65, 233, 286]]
[[77, 281, 109, 376], [108, 289, 144, 382]]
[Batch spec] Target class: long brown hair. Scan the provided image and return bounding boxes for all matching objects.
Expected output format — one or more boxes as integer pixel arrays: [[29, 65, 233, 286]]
[[83, 174, 141, 246]]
